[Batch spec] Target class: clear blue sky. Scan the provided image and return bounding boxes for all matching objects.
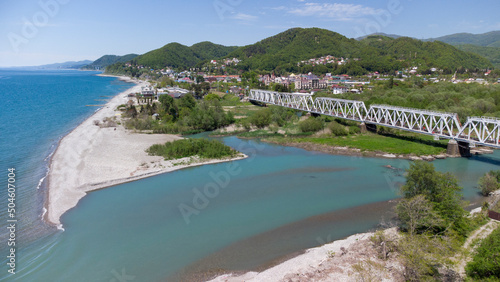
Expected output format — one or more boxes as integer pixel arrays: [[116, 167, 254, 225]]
[[1, 0, 499, 67]]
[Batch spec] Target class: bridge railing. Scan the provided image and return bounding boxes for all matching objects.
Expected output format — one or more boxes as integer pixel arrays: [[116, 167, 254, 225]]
[[365, 105, 461, 138], [457, 116, 500, 146], [313, 97, 367, 121], [248, 90, 500, 148]]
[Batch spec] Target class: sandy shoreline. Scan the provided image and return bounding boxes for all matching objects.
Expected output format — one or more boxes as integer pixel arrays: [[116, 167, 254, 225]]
[[209, 228, 402, 282], [45, 74, 246, 227]]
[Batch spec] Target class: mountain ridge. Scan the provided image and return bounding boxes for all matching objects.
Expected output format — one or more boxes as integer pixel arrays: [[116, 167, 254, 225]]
[[105, 28, 494, 75]]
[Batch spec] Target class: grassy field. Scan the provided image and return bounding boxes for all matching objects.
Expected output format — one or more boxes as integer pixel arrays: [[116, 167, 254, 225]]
[[266, 132, 448, 156]]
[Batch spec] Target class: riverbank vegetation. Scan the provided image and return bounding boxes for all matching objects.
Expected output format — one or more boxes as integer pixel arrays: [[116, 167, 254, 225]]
[[477, 170, 500, 196], [381, 162, 494, 281], [121, 79, 500, 157], [465, 226, 500, 279], [147, 138, 238, 160], [331, 81, 500, 122], [122, 93, 235, 134]]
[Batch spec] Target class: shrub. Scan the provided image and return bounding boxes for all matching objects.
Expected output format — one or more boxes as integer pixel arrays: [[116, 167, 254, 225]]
[[270, 106, 296, 126], [250, 108, 272, 128], [477, 172, 500, 196], [466, 227, 500, 279], [299, 117, 323, 133], [328, 121, 348, 136], [147, 138, 237, 160], [125, 118, 154, 130], [349, 125, 361, 135], [204, 93, 220, 101]]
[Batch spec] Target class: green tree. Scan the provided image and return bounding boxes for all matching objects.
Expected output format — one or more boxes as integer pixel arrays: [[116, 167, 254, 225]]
[[159, 94, 177, 118], [299, 117, 323, 133], [477, 171, 500, 196], [204, 93, 220, 101], [387, 76, 394, 89], [178, 93, 196, 110], [396, 195, 443, 235], [191, 84, 203, 98], [328, 121, 349, 136], [400, 161, 468, 236], [250, 108, 272, 128]]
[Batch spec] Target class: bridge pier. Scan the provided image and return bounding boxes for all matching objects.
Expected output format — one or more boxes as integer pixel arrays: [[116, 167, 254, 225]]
[[359, 123, 368, 133], [364, 123, 377, 133], [447, 140, 471, 157], [458, 141, 472, 157]]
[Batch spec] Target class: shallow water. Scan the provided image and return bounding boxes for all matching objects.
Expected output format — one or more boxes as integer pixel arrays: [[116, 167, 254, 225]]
[[0, 70, 497, 281]]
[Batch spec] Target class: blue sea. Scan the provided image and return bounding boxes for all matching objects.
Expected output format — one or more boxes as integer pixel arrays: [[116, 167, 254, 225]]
[[0, 69, 498, 281]]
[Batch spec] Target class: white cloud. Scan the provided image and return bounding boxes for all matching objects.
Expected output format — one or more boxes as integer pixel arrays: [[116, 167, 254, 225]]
[[288, 2, 384, 21], [271, 6, 287, 11], [230, 13, 258, 21]]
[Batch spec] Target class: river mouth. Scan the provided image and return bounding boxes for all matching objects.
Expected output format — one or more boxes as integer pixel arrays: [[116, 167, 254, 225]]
[[173, 199, 398, 282]]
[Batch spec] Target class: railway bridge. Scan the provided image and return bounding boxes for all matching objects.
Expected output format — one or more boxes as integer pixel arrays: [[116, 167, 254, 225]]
[[249, 90, 500, 154]]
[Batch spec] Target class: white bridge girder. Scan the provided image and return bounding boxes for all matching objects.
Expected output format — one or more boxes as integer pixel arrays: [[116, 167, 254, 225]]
[[249, 90, 500, 149], [312, 98, 367, 122], [457, 117, 500, 147], [365, 105, 461, 139]]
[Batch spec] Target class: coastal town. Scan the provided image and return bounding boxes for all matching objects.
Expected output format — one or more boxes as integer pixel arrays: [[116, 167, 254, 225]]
[[3, 0, 500, 278], [130, 57, 500, 101]]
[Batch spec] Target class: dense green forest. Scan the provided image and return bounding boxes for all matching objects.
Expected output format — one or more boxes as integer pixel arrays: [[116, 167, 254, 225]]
[[455, 44, 500, 68], [334, 82, 500, 122], [428, 31, 500, 47], [116, 41, 236, 70], [228, 29, 491, 74], [106, 28, 493, 76], [82, 54, 138, 70]]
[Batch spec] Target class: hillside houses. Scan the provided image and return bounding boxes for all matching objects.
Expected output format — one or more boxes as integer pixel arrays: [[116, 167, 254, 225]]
[[257, 73, 366, 93], [299, 55, 349, 66]]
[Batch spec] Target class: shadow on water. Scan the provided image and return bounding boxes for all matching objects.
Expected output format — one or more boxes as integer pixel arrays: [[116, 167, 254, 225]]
[[469, 154, 500, 166], [172, 200, 398, 282]]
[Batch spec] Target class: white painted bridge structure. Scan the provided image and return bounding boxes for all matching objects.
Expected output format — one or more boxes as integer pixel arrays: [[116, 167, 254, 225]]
[[249, 89, 500, 149]]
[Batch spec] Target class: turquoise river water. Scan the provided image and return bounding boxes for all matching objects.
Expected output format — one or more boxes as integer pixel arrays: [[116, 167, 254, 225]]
[[0, 70, 497, 281]]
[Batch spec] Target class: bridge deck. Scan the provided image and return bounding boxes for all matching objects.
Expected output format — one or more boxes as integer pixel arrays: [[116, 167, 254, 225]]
[[249, 90, 500, 149]]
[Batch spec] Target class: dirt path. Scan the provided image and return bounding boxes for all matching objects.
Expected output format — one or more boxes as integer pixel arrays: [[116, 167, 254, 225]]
[[455, 219, 500, 277]]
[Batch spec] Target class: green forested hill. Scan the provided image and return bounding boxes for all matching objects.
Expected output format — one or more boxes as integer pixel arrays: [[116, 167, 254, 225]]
[[82, 54, 138, 70], [229, 29, 491, 73], [106, 28, 493, 75], [455, 44, 500, 68], [228, 28, 363, 71], [363, 36, 492, 70], [190, 42, 238, 61], [429, 31, 500, 47], [128, 42, 237, 69]]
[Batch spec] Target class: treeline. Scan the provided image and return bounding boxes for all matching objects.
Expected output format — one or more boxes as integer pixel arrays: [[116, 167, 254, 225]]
[[335, 81, 500, 122], [227, 29, 492, 75], [455, 44, 500, 69], [123, 93, 235, 134], [105, 28, 493, 77], [106, 41, 236, 73], [147, 138, 237, 160], [392, 161, 490, 281]]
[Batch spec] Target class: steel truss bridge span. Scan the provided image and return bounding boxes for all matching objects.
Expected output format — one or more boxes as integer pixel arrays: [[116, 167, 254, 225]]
[[249, 90, 500, 148]]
